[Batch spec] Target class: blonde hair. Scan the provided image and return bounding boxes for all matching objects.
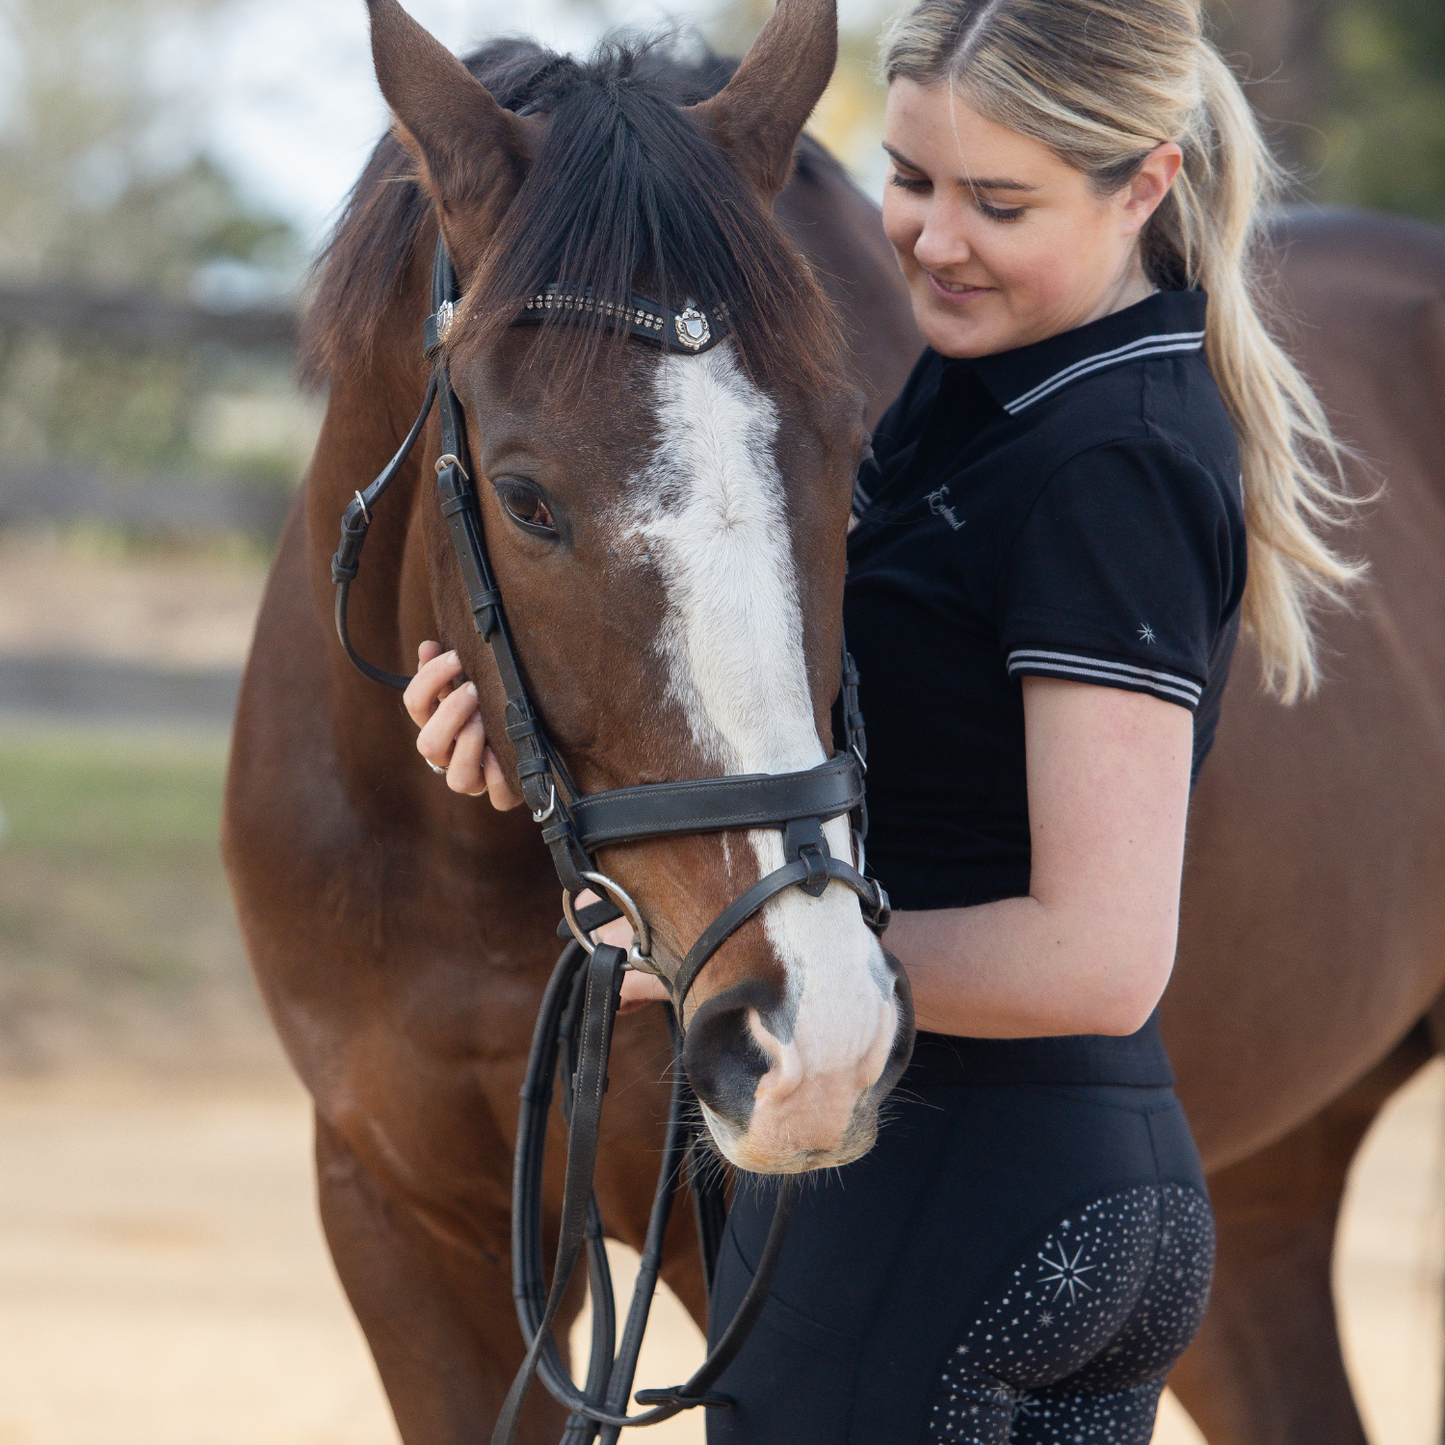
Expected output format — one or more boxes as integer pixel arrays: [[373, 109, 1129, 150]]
[[882, 0, 1361, 701]]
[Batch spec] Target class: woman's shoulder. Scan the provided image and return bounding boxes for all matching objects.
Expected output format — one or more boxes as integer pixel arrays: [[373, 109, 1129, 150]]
[[972, 290, 1239, 486]]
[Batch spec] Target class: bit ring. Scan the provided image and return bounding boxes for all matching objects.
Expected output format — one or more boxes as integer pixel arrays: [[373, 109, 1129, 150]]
[[562, 871, 656, 973]]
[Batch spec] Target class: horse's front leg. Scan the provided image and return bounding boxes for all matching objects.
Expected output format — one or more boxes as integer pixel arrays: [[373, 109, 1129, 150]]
[[315, 1107, 577, 1445]]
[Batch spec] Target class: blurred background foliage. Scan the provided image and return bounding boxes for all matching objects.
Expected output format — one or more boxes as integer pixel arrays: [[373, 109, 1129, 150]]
[[1210, 0, 1445, 222], [0, 0, 1440, 502], [0, 0, 309, 502]]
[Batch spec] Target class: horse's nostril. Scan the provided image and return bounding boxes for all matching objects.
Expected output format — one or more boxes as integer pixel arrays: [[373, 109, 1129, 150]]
[[682, 979, 783, 1132]]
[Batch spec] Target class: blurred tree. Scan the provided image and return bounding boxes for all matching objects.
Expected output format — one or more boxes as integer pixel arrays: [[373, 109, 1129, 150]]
[[0, 0, 309, 492], [1207, 0, 1445, 222], [0, 0, 300, 294]]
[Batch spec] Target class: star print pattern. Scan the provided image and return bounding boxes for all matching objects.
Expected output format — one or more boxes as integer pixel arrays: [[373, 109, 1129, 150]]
[[929, 1184, 1214, 1443], [1038, 1240, 1097, 1302]]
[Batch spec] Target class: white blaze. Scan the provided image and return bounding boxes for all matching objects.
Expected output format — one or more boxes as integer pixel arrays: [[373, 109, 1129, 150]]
[[617, 345, 894, 1109]]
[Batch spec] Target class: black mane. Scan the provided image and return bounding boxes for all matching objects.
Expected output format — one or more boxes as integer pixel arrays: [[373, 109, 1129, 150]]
[[302, 36, 840, 392]]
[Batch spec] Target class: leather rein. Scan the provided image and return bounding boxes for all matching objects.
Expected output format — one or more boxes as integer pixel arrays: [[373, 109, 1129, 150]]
[[330, 235, 889, 1444]]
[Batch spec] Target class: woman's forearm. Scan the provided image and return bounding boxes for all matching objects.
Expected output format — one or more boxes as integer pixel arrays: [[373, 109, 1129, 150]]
[[885, 895, 1177, 1039]]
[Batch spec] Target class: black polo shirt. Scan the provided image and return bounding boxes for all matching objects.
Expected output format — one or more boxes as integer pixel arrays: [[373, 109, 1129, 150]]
[[845, 290, 1246, 1086]]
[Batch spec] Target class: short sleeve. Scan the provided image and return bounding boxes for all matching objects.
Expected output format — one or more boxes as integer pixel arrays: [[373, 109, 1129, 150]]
[[999, 440, 1238, 711]]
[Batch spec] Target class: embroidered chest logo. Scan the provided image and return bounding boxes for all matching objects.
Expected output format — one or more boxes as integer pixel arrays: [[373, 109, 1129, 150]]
[[1138, 623, 1157, 644], [927, 484, 965, 531]]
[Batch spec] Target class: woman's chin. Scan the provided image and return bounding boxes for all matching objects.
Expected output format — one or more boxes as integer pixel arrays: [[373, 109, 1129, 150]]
[[918, 307, 1007, 360]]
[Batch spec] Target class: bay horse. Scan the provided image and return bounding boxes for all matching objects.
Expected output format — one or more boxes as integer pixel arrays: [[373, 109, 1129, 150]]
[[222, 0, 1445, 1439], [224, 1, 917, 1438]]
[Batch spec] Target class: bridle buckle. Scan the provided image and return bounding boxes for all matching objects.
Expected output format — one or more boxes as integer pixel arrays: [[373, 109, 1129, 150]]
[[530, 779, 557, 824]]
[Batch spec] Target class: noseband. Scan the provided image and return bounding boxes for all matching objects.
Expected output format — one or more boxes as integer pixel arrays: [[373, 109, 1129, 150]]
[[330, 237, 891, 1444]]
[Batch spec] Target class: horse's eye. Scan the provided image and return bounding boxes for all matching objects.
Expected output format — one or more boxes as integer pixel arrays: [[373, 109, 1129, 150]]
[[495, 482, 557, 536]]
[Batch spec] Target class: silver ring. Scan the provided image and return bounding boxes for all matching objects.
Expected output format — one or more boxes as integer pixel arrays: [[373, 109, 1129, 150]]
[[427, 760, 447, 776], [562, 871, 656, 973]]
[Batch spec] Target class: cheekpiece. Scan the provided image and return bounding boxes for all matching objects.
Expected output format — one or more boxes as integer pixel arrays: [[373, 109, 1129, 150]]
[[514, 284, 726, 355]]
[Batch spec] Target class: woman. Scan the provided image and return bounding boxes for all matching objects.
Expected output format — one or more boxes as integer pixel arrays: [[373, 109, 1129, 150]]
[[406, 0, 1358, 1438]]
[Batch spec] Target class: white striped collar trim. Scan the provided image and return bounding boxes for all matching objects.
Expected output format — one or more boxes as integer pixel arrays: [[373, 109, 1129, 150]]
[[1002, 331, 1206, 415], [1007, 648, 1203, 705]]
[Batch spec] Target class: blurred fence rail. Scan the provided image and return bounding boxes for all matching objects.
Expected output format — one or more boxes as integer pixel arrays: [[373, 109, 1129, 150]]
[[0, 655, 241, 728], [0, 459, 292, 538], [0, 284, 298, 353], [0, 282, 307, 541]]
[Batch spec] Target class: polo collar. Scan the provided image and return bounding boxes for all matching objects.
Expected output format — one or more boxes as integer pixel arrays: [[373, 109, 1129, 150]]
[[961, 289, 1208, 416]]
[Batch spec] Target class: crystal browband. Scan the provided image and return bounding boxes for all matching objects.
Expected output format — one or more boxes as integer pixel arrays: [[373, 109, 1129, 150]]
[[514, 284, 728, 355]]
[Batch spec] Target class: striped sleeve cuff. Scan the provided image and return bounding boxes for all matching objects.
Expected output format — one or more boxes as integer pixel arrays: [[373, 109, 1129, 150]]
[[1006, 648, 1203, 709]]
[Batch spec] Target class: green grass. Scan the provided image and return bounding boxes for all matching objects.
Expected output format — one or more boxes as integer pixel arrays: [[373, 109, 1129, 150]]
[[0, 732, 228, 862], [0, 729, 254, 1027]]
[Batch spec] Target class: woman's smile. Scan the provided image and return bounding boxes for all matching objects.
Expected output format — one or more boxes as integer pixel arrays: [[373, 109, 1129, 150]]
[[925, 272, 993, 303], [880, 80, 1172, 358]]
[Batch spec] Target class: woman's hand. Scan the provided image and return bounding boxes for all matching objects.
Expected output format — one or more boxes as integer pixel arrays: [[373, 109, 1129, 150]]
[[405, 642, 670, 1012], [403, 641, 523, 806], [617, 960, 671, 1013]]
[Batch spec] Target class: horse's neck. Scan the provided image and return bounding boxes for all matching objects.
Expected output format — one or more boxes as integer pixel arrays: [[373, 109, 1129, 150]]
[[305, 265, 438, 695]]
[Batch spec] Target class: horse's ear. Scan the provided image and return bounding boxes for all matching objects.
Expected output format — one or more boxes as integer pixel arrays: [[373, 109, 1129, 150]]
[[688, 0, 837, 203], [365, 0, 541, 273]]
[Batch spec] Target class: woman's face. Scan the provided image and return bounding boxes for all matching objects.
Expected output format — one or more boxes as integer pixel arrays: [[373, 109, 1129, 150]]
[[881, 80, 1180, 358]]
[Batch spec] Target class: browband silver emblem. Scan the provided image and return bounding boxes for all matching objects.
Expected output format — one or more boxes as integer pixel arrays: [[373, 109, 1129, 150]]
[[674, 304, 711, 351], [436, 299, 455, 341]]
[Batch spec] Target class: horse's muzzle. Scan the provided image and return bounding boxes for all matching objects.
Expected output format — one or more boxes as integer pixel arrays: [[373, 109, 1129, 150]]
[[683, 952, 915, 1173]]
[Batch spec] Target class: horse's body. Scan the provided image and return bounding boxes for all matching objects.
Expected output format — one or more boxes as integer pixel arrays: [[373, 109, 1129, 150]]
[[222, 7, 1445, 1436], [1165, 208, 1445, 1445]]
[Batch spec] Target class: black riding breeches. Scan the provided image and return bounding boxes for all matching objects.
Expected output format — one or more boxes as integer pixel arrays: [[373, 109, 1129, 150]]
[[705, 1080, 1213, 1444]]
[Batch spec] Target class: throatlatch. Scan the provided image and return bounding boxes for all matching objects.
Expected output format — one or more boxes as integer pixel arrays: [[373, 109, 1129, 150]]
[[330, 236, 889, 1445]]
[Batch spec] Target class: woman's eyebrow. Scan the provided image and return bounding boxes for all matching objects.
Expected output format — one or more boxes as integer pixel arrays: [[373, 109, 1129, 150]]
[[882, 145, 1039, 192], [962, 176, 1041, 192], [882, 143, 923, 171]]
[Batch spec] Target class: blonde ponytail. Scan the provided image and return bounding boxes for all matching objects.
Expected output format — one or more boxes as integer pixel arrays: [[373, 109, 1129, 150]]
[[882, 0, 1363, 700]]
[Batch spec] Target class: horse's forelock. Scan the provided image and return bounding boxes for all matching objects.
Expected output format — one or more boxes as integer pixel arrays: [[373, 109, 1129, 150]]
[[459, 44, 843, 395], [302, 35, 844, 399]]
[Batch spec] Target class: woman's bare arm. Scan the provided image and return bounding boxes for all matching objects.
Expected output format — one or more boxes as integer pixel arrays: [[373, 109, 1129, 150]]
[[886, 675, 1192, 1038]]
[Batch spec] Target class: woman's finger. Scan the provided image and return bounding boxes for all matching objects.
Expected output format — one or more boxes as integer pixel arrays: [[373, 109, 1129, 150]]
[[617, 969, 670, 1013], [416, 680, 482, 768], [594, 913, 635, 950], [481, 743, 524, 811], [404, 646, 463, 729], [570, 886, 671, 1012], [446, 710, 489, 795], [573, 887, 634, 950]]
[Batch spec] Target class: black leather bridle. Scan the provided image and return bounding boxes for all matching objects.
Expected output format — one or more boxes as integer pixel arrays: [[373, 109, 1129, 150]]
[[330, 236, 890, 1444]]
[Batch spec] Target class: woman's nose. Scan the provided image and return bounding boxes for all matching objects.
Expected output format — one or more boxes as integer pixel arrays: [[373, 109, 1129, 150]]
[[915, 206, 971, 272]]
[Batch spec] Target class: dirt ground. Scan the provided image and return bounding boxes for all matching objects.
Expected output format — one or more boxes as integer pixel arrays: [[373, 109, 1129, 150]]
[[1, 532, 1441, 1444], [0, 1058, 1440, 1445], [0, 530, 264, 671]]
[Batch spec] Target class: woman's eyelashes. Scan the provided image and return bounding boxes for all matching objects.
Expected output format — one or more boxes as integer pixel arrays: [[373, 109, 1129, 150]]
[[889, 169, 930, 193], [975, 199, 1026, 222], [888, 171, 1026, 222]]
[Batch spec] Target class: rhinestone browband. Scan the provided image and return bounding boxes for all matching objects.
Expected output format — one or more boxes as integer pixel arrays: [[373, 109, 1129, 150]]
[[513, 284, 728, 355]]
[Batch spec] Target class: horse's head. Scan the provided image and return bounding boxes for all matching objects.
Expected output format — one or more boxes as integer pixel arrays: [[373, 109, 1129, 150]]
[[366, 0, 913, 1173]]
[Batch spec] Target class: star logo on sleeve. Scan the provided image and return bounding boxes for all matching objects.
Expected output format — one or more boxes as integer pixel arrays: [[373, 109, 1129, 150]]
[[1137, 624, 1156, 644]]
